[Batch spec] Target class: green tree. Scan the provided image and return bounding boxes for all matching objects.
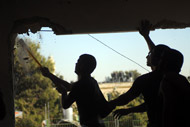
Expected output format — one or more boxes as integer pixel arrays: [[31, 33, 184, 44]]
[[106, 70, 141, 83], [125, 70, 141, 81], [13, 38, 63, 127]]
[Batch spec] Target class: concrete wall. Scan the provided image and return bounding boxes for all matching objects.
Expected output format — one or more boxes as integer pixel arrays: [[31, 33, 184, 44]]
[[99, 82, 132, 95], [0, 22, 15, 127]]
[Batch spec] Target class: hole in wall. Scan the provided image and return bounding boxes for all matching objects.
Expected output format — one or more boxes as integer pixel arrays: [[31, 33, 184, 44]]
[[12, 25, 190, 126]]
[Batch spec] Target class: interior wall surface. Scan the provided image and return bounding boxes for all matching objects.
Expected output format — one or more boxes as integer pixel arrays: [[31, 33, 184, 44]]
[[0, 18, 15, 127], [10, 0, 190, 34], [1, 0, 190, 127]]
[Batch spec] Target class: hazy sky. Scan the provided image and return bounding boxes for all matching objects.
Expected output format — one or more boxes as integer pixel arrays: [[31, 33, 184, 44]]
[[19, 27, 190, 82]]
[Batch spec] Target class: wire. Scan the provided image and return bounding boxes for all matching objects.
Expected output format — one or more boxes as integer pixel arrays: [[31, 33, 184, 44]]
[[88, 34, 150, 72], [26, 30, 150, 72]]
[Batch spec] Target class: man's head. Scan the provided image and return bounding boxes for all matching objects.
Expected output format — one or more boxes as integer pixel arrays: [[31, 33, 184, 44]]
[[75, 54, 97, 75], [146, 44, 170, 69], [159, 48, 183, 73]]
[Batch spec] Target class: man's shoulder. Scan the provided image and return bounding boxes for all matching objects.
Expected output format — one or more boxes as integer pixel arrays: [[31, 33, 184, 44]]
[[71, 81, 81, 89], [141, 70, 162, 77], [134, 71, 162, 84], [136, 71, 154, 80], [72, 77, 98, 87], [164, 73, 184, 80]]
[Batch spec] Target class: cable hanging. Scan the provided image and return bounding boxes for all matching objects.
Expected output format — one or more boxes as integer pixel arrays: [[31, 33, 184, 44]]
[[88, 34, 150, 72], [25, 30, 150, 72]]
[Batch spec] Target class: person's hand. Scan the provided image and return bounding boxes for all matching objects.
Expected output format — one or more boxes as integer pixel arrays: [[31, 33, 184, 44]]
[[138, 20, 153, 37], [113, 109, 131, 119], [40, 67, 51, 77]]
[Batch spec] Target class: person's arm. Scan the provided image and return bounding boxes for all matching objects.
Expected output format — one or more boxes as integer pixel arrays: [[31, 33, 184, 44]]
[[138, 20, 155, 51], [40, 67, 72, 91], [56, 85, 75, 109], [113, 103, 147, 119], [128, 103, 147, 113], [108, 85, 140, 107], [109, 77, 142, 108], [109, 89, 137, 107]]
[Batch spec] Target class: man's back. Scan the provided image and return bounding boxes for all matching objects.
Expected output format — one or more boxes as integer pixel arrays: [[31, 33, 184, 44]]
[[134, 70, 163, 125], [69, 76, 108, 126], [160, 73, 190, 127]]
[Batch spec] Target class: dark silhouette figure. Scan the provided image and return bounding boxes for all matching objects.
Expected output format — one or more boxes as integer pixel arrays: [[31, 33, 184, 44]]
[[0, 89, 6, 120], [110, 20, 170, 127], [41, 54, 113, 127], [158, 49, 190, 127], [113, 20, 156, 120]]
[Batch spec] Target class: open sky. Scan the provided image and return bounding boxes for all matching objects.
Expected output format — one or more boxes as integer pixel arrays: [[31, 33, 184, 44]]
[[19, 28, 190, 82]]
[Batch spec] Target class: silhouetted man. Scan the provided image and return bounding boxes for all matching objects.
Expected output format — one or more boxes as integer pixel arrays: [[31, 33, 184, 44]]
[[41, 54, 112, 127], [110, 20, 169, 127], [159, 48, 190, 127]]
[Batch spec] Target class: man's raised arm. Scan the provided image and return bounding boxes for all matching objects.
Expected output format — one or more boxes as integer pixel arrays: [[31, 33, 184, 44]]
[[138, 20, 155, 51], [40, 67, 72, 91]]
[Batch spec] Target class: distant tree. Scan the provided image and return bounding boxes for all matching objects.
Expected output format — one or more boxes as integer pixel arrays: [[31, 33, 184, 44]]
[[15, 117, 38, 127], [111, 71, 126, 82], [105, 70, 141, 83], [125, 70, 141, 81], [14, 38, 62, 127]]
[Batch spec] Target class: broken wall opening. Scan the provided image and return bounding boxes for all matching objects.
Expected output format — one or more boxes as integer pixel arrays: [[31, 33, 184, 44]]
[[10, 17, 190, 126], [10, 17, 74, 127]]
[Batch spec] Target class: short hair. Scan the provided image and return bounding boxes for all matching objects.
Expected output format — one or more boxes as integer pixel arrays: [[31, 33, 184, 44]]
[[159, 48, 183, 73], [79, 54, 97, 74], [151, 44, 170, 66]]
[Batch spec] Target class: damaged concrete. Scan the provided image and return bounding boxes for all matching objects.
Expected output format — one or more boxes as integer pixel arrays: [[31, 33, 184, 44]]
[[12, 17, 72, 35], [154, 19, 190, 30]]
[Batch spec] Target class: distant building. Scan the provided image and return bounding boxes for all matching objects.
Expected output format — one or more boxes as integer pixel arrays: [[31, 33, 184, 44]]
[[63, 107, 73, 122], [99, 82, 132, 100]]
